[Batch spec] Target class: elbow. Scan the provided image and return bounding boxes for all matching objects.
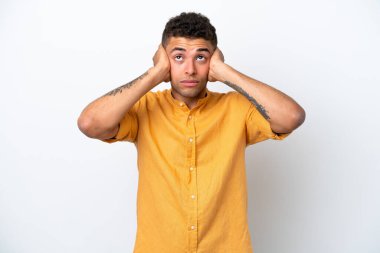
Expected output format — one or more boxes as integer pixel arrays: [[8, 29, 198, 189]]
[[77, 112, 118, 139], [287, 105, 306, 132], [77, 113, 105, 139], [273, 105, 306, 134], [77, 114, 96, 138]]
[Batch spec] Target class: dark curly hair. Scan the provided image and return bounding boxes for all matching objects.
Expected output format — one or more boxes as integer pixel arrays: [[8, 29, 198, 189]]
[[161, 12, 217, 48]]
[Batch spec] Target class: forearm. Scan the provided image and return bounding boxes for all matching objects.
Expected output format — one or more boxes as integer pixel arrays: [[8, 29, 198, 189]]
[[215, 63, 305, 133], [77, 66, 163, 139]]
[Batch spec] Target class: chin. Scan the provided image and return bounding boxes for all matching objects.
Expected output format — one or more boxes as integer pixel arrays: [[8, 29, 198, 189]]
[[180, 86, 205, 98]]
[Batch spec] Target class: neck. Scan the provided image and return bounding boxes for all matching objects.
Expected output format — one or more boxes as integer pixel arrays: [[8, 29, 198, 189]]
[[171, 88, 207, 110]]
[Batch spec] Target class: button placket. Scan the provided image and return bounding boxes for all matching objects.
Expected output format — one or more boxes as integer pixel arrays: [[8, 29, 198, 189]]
[[186, 110, 198, 252]]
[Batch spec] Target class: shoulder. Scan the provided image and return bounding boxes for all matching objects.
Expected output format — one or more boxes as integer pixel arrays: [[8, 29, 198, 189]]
[[204, 90, 252, 121], [208, 90, 251, 107], [137, 89, 167, 103], [135, 89, 171, 112]]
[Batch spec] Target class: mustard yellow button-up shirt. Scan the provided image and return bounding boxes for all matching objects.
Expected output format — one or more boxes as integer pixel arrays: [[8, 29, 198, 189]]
[[105, 88, 288, 253]]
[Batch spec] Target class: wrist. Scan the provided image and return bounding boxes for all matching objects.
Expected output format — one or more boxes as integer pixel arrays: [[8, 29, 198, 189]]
[[210, 62, 230, 82], [150, 66, 169, 85]]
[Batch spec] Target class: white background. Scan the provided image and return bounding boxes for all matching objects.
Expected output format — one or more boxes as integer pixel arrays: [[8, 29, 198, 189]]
[[1, 0, 379, 252]]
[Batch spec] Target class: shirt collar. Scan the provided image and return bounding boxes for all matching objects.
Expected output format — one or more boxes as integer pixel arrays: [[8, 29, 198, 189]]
[[165, 88, 211, 109]]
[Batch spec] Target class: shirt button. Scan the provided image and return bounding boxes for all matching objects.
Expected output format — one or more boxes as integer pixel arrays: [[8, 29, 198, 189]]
[[189, 167, 194, 171], [191, 195, 196, 199], [188, 115, 192, 119], [179, 102, 184, 107], [190, 225, 196, 230], [189, 137, 193, 143]]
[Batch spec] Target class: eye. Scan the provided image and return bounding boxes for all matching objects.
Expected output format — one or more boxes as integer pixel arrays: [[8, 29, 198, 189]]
[[196, 55, 206, 61], [174, 55, 183, 61]]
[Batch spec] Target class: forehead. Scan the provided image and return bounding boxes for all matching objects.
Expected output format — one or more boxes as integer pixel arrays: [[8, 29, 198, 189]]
[[166, 37, 213, 53]]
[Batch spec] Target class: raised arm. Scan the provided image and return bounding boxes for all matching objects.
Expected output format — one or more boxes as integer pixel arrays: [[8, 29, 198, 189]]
[[208, 48, 305, 134], [77, 45, 170, 140]]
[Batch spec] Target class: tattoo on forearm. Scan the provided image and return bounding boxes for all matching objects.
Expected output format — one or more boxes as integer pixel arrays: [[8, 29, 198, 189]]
[[103, 71, 148, 96], [224, 80, 270, 120]]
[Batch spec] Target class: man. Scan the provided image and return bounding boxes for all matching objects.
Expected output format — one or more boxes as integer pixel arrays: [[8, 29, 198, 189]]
[[78, 12, 305, 253]]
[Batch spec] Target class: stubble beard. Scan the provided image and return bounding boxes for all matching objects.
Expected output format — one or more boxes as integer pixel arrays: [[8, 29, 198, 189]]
[[171, 82, 207, 100]]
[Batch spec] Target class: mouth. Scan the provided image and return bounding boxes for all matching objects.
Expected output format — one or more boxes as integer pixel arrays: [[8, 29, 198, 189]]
[[180, 80, 199, 87]]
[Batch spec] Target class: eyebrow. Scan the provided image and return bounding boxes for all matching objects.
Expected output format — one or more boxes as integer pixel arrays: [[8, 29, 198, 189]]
[[197, 48, 211, 53], [170, 47, 211, 53]]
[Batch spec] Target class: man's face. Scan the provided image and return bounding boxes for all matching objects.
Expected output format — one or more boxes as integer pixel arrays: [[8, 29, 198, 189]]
[[164, 37, 214, 102]]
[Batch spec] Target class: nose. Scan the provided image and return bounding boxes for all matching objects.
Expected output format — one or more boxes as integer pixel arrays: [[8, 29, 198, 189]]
[[185, 60, 196, 75]]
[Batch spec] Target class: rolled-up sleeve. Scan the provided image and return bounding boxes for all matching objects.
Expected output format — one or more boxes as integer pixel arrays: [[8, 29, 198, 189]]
[[245, 103, 290, 146], [102, 99, 141, 144]]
